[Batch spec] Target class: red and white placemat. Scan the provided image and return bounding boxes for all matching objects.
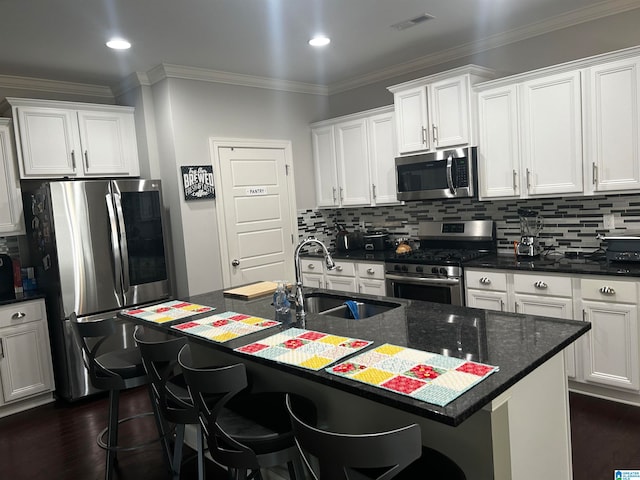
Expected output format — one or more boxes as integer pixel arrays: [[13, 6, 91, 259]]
[[172, 312, 280, 343], [122, 300, 215, 324]]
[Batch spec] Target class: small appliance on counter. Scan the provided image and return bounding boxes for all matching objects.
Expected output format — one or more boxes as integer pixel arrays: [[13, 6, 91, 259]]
[[334, 225, 363, 252], [0, 254, 15, 301], [598, 231, 640, 262], [516, 208, 544, 257], [363, 230, 392, 251]]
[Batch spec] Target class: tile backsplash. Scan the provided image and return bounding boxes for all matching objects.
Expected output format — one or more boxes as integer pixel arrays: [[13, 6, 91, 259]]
[[297, 193, 640, 254]]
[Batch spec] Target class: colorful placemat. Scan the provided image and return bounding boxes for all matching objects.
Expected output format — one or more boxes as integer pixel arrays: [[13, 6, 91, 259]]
[[234, 327, 373, 371], [171, 311, 280, 343], [326, 344, 499, 407], [122, 300, 215, 324]]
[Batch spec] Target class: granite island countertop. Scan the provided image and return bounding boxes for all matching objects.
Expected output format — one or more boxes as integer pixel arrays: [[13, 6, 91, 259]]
[[122, 287, 590, 427]]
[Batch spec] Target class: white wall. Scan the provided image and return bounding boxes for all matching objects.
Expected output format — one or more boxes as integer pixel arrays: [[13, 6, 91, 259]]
[[146, 77, 327, 296]]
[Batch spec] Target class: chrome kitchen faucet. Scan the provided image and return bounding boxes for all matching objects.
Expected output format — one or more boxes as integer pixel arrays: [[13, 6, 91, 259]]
[[292, 238, 335, 322]]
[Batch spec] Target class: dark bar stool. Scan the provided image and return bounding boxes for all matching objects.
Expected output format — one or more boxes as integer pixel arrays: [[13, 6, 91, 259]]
[[133, 326, 205, 480], [71, 313, 161, 480], [285, 393, 467, 480], [178, 343, 310, 480]]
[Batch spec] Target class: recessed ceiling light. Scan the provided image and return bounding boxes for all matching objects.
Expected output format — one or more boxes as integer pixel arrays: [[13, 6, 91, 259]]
[[106, 38, 131, 50], [309, 35, 330, 47]]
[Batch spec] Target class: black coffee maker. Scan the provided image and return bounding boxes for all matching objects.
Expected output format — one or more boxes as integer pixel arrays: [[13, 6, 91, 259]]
[[0, 254, 15, 301]]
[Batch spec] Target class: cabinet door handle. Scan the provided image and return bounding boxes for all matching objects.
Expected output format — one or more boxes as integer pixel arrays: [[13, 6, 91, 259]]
[[0, 337, 3, 359], [339, 187, 344, 202], [534, 281, 548, 289], [526, 168, 532, 190], [11, 312, 26, 320], [332, 187, 337, 204], [599, 286, 615, 295], [367, 268, 375, 275], [514, 302, 519, 313], [513, 170, 518, 192], [479, 277, 491, 285], [582, 309, 587, 321], [372, 184, 377, 199], [84, 150, 89, 169], [432, 124, 438, 145], [592, 162, 598, 185], [421, 127, 427, 146], [336, 265, 343, 272], [71, 150, 76, 170], [500, 300, 504, 311]]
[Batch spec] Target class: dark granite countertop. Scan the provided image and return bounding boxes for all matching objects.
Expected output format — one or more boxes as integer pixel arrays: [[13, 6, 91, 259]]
[[121, 287, 589, 427], [0, 291, 46, 307], [463, 253, 640, 277]]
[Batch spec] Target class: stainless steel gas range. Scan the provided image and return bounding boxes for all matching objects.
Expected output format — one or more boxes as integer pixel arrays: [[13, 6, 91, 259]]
[[385, 220, 496, 305]]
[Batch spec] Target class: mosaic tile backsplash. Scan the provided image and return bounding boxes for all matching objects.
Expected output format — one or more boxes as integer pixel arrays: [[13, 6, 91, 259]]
[[297, 193, 640, 255]]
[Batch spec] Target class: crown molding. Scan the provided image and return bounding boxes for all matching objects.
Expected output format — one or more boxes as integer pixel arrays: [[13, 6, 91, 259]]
[[328, 0, 640, 94], [111, 71, 151, 98], [0, 73, 114, 99], [144, 63, 328, 96]]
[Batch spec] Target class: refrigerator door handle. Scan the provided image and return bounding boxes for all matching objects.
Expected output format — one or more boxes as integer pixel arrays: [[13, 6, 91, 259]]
[[106, 192, 123, 295], [113, 192, 131, 293]]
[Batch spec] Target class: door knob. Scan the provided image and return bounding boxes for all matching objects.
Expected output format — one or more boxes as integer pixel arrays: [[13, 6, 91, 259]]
[[232, 259, 240, 267]]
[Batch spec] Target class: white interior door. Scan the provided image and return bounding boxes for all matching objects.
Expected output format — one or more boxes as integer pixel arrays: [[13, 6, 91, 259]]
[[215, 143, 296, 287]]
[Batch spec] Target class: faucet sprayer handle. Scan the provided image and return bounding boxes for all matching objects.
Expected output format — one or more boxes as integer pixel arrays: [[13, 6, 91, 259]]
[[325, 255, 336, 270]]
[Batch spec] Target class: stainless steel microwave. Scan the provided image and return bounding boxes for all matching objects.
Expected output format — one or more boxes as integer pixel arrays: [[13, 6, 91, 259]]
[[395, 147, 477, 201]]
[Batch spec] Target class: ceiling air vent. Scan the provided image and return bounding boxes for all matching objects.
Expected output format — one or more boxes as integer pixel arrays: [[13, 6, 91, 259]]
[[391, 13, 435, 31]]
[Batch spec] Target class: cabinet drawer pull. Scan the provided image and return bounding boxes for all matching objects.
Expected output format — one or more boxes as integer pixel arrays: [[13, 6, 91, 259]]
[[11, 312, 26, 320], [534, 281, 548, 289], [599, 286, 615, 295], [307, 264, 315, 270], [479, 277, 491, 285], [367, 268, 375, 275], [336, 265, 343, 272]]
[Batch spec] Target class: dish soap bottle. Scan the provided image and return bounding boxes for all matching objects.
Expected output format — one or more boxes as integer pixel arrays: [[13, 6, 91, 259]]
[[273, 282, 291, 324]]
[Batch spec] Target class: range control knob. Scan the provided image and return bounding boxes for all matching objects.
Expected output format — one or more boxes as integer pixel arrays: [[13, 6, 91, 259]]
[[439, 267, 448, 276], [401, 265, 409, 272], [431, 267, 439, 274], [416, 266, 423, 273], [394, 264, 402, 271]]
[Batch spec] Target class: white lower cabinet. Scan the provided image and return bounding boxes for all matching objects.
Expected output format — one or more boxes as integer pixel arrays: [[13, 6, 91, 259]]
[[300, 257, 386, 296], [465, 268, 640, 393], [0, 299, 55, 413], [580, 278, 639, 391]]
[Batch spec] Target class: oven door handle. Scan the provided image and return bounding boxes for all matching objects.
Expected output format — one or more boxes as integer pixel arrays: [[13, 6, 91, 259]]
[[386, 274, 460, 286]]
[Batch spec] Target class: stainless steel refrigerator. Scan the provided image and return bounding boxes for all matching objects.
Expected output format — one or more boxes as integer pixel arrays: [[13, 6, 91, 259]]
[[22, 179, 172, 401]]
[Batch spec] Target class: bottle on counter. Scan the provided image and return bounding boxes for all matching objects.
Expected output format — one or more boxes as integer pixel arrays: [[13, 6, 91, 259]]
[[273, 281, 291, 324]]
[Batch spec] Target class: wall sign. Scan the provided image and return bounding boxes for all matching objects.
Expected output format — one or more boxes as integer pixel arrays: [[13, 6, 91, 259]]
[[181, 166, 215, 200], [246, 186, 267, 196]]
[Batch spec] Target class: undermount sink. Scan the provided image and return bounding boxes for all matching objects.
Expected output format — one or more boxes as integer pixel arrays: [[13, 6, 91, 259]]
[[303, 292, 401, 319]]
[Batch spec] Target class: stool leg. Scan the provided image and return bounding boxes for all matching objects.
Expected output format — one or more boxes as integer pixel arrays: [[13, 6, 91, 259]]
[[105, 389, 120, 480], [148, 385, 173, 476], [196, 423, 205, 480], [172, 424, 185, 480]]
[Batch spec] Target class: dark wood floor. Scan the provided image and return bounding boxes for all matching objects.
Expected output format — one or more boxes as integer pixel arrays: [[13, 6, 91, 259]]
[[1, 387, 639, 479]]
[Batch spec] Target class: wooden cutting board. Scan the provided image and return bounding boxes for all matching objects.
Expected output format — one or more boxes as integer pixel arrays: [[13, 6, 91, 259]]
[[223, 281, 280, 300]]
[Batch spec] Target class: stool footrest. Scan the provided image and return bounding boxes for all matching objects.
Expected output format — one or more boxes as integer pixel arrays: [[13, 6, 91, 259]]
[[97, 411, 166, 453]]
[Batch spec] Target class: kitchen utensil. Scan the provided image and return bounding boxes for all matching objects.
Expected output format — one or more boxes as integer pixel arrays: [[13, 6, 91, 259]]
[[516, 208, 543, 257], [223, 281, 282, 300]]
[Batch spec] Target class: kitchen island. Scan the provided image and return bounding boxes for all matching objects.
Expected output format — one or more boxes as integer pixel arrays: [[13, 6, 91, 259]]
[[121, 287, 590, 480]]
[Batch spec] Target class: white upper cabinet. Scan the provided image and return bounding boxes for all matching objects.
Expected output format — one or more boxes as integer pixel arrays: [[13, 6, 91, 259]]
[[585, 56, 640, 193], [0, 119, 24, 236], [335, 118, 371, 206], [3, 98, 140, 179], [520, 71, 583, 196], [477, 85, 521, 199], [311, 106, 398, 208], [388, 66, 495, 155]]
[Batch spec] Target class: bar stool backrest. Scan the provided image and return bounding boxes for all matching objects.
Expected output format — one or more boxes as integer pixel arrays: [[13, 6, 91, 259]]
[[285, 394, 422, 480], [177, 344, 260, 470]]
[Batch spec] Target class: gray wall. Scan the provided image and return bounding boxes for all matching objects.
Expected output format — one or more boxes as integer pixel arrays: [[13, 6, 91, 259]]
[[143, 77, 328, 296], [327, 8, 640, 118]]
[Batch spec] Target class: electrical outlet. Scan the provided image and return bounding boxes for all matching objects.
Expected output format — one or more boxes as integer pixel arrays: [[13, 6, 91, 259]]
[[603, 213, 615, 230]]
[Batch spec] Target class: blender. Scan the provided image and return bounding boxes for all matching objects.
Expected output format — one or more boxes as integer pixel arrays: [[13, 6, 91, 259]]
[[516, 208, 543, 257]]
